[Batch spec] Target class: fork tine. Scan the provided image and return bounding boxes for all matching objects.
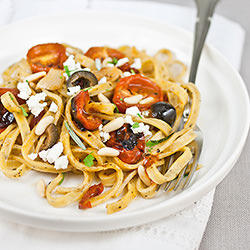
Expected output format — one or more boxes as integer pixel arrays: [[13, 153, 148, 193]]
[[173, 164, 189, 191]]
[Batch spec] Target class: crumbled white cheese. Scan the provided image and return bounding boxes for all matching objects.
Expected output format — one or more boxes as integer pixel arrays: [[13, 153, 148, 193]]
[[142, 110, 149, 117], [125, 106, 142, 117], [26, 92, 47, 117], [17, 81, 32, 100], [131, 122, 152, 138], [95, 58, 102, 71], [38, 150, 48, 162], [116, 57, 129, 67], [67, 85, 81, 96], [98, 77, 107, 85], [54, 155, 68, 170], [124, 115, 134, 126], [49, 101, 58, 113], [99, 124, 110, 142], [131, 58, 142, 69], [38, 142, 64, 164], [122, 71, 132, 78], [46, 142, 64, 164], [28, 153, 38, 160], [82, 68, 91, 72], [63, 55, 82, 79]]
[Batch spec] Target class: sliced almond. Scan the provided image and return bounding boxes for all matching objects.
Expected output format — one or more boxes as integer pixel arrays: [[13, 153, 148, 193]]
[[124, 94, 143, 104], [102, 117, 124, 133], [98, 93, 111, 103], [25, 71, 46, 82], [97, 147, 120, 157]]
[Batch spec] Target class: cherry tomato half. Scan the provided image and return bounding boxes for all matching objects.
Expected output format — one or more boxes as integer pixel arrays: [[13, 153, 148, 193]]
[[84, 46, 139, 73], [71, 91, 102, 131], [106, 124, 145, 164], [112, 74, 163, 113], [27, 43, 67, 73], [78, 183, 104, 209]]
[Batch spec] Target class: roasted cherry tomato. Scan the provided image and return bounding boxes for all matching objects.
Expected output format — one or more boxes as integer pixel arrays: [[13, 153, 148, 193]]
[[85, 46, 139, 73], [143, 155, 158, 168], [27, 43, 67, 73], [79, 183, 104, 209], [71, 91, 102, 131], [0, 88, 26, 130], [112, 74, 163, 113], [106, 124, 145, 164]]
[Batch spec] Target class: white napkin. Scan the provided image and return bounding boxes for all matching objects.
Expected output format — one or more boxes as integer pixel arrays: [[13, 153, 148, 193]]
[[0, 1, 245, 249]]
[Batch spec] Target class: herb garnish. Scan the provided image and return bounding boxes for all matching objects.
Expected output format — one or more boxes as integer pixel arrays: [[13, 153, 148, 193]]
[[131, 69, 136, 74], [114, 104, 119, 113], [9, 94, 14, 101], [132, 122, 140, 128], [64, 65, 71, 77], [83, 152, 95, 167], [108, 57, 118, 65], [20, 106, 28, 117], [58, 173, 65, 185], [83, 86, 92, 92], [137, 113, 142, 119], [64, 121, 86, 150], [146, 136, 170, 148]]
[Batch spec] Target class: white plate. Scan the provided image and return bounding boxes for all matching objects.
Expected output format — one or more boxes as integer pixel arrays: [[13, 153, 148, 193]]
[[0, 10, 249, 232]]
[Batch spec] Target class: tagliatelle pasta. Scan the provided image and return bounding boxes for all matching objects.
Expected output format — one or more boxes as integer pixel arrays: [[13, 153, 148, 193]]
[[0, 43, 200, 214]]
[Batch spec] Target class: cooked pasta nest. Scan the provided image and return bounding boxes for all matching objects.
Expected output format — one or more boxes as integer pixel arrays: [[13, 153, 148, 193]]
[[0, 43, 201, 214]]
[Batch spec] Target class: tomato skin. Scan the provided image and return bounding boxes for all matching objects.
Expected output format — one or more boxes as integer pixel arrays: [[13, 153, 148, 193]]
[[106, 124, 145, 164], [0, 88, 25, 105], [78, 183, 104, 209], [27, 43, 67, 73], [113, 74, 163, 113], [71, 91, 102, 131]]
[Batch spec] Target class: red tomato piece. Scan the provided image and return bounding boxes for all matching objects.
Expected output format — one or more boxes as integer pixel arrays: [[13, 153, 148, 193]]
[[78, 183, 104, 209], [112, 74, 163, 113], [71, 91, 102, 131], [27, 43, 67, 73], [106, 124, 145, 164]]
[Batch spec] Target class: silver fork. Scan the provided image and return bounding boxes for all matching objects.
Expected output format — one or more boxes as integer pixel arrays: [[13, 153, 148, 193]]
[[161, 0, 219, 192]]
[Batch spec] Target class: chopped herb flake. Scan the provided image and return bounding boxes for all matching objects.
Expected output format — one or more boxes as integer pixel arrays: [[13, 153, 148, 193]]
[[120, 98, 123, 101], [58, 173, 65, 185], [114, 104, 119, 113], [83, 152, 95, 167], [9, 94, 14, 101], [83, 86, 92, 92], [131, 69, 136, 74], [64, 65, 71, 77], [20, 106, 28, 117], [146, 136, 170, 148], [137, 113, 142, 119], [59, 76, 63, 79], [64, 121, 86, 150], [26, 79, 29, 85], [105, 89, 110, 92], [132, 122, 139, 128]]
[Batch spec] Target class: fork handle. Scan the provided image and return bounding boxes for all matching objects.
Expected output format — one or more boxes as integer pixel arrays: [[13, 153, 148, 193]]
[[189, 0, 219, 83]]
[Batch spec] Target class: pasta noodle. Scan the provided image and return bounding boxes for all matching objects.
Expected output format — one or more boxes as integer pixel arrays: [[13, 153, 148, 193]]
[[0, 43, 201, 214]]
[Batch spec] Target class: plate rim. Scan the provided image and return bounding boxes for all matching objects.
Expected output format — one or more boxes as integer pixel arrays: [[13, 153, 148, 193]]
[[0, 9, 249, 232]]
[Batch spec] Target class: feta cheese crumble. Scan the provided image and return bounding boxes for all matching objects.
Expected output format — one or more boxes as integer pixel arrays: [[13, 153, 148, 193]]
[[131, 122, 152, 138], [67, 85, 81, 96], [98, 77, 107, 85], [125, 106, 142, 117], [116, 57, 129, 67], [17, 81, 32, 100], [49, 101, 58, 113], [99, 124, 110, 142], [26, 92, 47, 117], [28, 153, 38, 160], [54, 155, 69, 170], [38, 142, 68, 170], [63, 55, 82, 80], [122, 71, 132, 78], [130, 58, 142, 69]]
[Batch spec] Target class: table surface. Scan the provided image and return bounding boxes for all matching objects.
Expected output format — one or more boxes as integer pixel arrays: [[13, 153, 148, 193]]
[[152, 0, 250, 249]]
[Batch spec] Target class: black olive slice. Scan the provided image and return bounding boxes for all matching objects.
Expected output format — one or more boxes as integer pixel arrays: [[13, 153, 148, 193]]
[[0, 103, 15, 128], [66, 70, 98, 89], [151, 101, 176, 127], [40, 123, 59, 150]]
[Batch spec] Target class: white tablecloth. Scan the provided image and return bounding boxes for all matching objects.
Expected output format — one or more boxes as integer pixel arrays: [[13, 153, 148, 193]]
[[0, 1, 245, 249]]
